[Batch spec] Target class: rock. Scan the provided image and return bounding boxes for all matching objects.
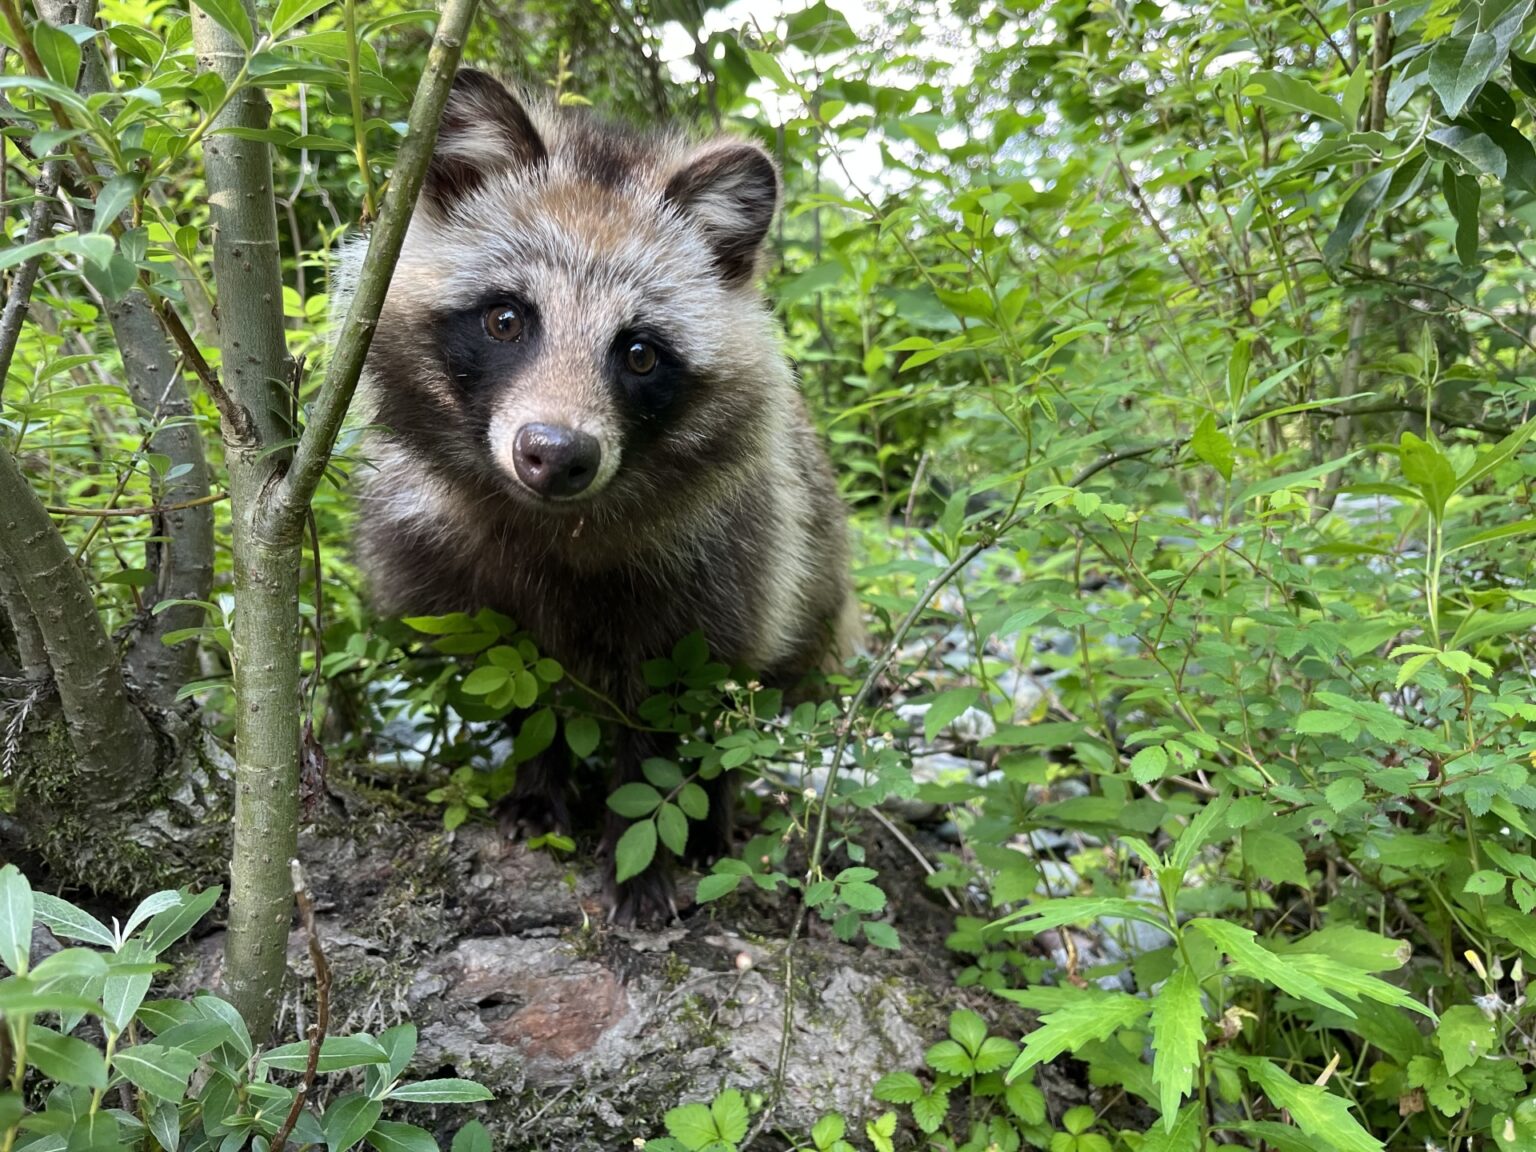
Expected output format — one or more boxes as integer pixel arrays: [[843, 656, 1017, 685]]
[[172, 817, 966, 1151]]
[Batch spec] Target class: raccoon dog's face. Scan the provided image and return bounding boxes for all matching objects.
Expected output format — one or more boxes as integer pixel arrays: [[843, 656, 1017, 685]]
[[369, 70, 785, 522]]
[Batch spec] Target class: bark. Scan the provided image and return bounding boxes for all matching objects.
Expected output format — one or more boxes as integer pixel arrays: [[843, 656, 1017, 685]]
[[0, 445, 160, 798], [35, 0, 218, 706], [192, 0, 303, 1037], [109, 284, 216, 706]]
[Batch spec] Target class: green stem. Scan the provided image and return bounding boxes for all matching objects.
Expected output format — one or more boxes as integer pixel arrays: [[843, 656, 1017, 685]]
[[344, 0, 374, 219]]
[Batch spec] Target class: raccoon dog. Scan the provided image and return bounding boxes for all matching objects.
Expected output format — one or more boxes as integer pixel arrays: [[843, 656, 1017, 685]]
[[348, 70, 856, 924]]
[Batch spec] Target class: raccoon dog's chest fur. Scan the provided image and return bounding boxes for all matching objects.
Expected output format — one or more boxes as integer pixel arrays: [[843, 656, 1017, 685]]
[[344, 70, 854, 921]]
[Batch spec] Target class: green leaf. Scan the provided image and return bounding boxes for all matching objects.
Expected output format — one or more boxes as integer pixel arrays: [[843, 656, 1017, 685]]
[[1428, 32, 1500, 119], [388, 1079, 492, 1104], [103, 940, 155, 1033], [1130, 744, 1170, 784], [656, 802, 689, 857], [0, 866, 34, 976], [33, 20, 82, 88], [365, 1120, 439, 1152], [996, 897, 1167, 937], [614, 820, 657, 885], [323, 1093, 383, 1152], [450, 1121, 492, 1152], [113, 1042, 197, 1101], [873, 1071, 923, 1104], [33, 892, 113, 950], [1296, 710, 1352, 735], [607, 783, 663, 818], [1399, 431, 1457, 519], [1441, 168, 1481, 266], [460, 666, 509, 696], [925, 1039, 973, 1076], [1324, 167, 1391, 266], [1438, 1004, 1496, 1076], [1429, 125, 1506, 178], [664, 1102, 719, 1150], [910, 1090, 949, 1134], [1465, 870, 1506, 896], [565, 714, 600, 758], [710, 1089, 749, 1144], [1189, 919, 1352, 1015], [863, 920, 900, 950], [810, 1115, 845, 1151], [261, 1035, 390, 1072], [922, 687, 981, 743], [695, 873, 741, 902], [1006, 992, 1150, 1079], [271, 0, 333, 35], [1150, 965, 1204, 1126], [1247, 71, 1343, 124], [142, 886, 220, 955], [948, 1008, 988, 1054], [378, 1021, 416, 1081], [1138, 1105, 1202, 1152], [1190, 413, 1234, 481], [1487, 906, 1536, 956], [192, 0, 255, 49], [1250, 1060, 1382, 1152], [92, 174, 139, 232], [28, 1026, 107, 1089]]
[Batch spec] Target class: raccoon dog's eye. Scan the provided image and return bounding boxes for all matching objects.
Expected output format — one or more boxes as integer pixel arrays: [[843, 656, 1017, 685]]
[[625, 341, 658, 375], [484, 304, 525, 343]]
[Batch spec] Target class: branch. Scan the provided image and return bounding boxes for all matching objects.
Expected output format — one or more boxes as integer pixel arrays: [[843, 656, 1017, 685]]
[[44, 492, 228, 517], [266, 0, 480, 539], [146, 292, 256, 444], [269, 860, 330, 1152], [0, 157, 60, 402]]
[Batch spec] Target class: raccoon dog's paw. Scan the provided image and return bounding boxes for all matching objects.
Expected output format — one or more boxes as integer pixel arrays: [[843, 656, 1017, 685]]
[[603, 864, 680, 928], [495, 754, 573, 842]]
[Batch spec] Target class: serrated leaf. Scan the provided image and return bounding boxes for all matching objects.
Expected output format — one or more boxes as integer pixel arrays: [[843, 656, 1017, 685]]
[[1190, 413, 1234, 480], [664, 1102, 718, 1148], [925, 1039, 972, 1076], [948, 1009, 988, 1054], [922, 687, 980, 743], [1438, 1004, 1496, 1075], [1150, 965, 1205, 1126], [910, 1090, 949, 1134], [1189, 919, 1352, 1015], [1250, 1060, 1382, 1152], [1130, 743, 1170, 784], [709, 1090, 748, 1144], [873, 1070, 923, 1104], [1007, 993, 1150, 1080]]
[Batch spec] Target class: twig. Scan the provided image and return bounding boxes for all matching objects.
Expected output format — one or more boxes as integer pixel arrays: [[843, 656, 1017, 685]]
[[270, 859, 331, 1152], [746, 515, 1019, 1148], [0, 156, 61, 399], [267, 0, 481, 538], [869, 807, 961, 912], [145, 293, 256, 444], [45, 492, 228, 517]]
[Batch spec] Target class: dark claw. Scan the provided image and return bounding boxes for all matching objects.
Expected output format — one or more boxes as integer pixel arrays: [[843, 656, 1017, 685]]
[[603, 865, 679, 927], [495, 787, 571, 843]]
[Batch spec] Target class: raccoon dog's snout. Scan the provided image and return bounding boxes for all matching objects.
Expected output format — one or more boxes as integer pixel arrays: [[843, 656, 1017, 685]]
[[513, 422, 600, 499]]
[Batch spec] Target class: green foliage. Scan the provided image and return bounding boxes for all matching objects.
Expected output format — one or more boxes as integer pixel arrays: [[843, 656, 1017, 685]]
[[10, 0, 1536, 1144], [0, 866, 488, 1151]]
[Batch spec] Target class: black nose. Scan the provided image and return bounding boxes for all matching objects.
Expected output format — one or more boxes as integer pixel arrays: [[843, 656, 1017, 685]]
[[512, 423, 600, 498]]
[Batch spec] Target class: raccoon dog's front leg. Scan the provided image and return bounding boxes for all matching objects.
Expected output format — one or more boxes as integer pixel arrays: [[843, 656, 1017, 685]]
[[497, 745, 576, 842]]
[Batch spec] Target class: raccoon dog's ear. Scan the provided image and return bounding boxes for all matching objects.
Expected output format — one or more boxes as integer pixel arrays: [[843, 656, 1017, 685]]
[[424, 69, 546, 210], [664, 140, 780, 284]]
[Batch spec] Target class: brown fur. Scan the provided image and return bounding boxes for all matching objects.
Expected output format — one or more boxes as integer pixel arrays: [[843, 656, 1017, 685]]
[[344, 70, 855, 923]]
